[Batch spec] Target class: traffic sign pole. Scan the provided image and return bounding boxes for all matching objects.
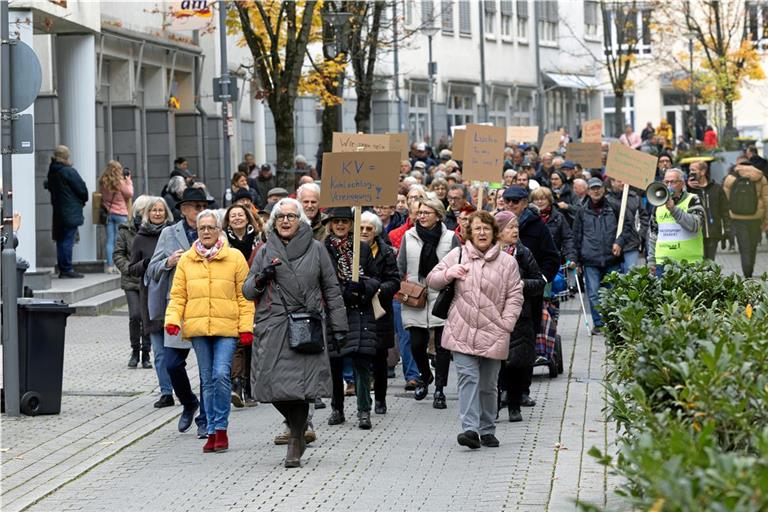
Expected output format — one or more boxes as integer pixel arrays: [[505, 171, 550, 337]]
[[218, 0, 231, 193]]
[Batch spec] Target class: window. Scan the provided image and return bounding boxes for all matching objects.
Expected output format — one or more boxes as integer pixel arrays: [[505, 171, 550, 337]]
[[603, 94, 635, 137], [537, 0, 558, 43], [500, 1, 513, 38], [604, 7, 652, 56], [489, 94, 508, 126], [448, 93, 475, 127], [484, 0, 496, 35], [459, 0, 471, 35], [584, 0, 599, 37], [422, 0, 435, 26], [516, 0, 528, 40], [441, 0, 454, 34], [747, 1, 768, 48], [511, 92, 533, 126], [405, 0, 415, 26], [409, 89, 429, 143]]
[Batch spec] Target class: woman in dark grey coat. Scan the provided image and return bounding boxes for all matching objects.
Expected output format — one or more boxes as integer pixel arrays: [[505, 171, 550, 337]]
[[243, 198, 347, 468]]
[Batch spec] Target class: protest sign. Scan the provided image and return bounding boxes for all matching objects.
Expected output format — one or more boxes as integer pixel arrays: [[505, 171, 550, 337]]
[[386, 132, 409, 160], [332, 132, 390, 153], [506, 125, 539, 144], [462, 124, 505, 182], [453, 129, 466, 160], [566, 142, 603, 168], [320, 151, 401, 207], [581, 119, 603, 143], [540, 130, 563, 155], [605, 143, 657, 190]]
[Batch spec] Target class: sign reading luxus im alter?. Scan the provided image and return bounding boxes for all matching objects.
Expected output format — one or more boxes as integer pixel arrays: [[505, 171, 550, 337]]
[[320, 151, 400, 207]]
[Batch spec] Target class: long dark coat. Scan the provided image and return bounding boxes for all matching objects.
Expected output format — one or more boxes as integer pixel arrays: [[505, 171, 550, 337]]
[[368, 236, 401, 349], [507, 243, 545, 368], [46, 159, 88, 239], [243, 223, 348, 402]]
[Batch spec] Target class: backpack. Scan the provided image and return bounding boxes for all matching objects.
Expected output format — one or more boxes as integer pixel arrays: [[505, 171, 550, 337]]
[[729, 176, 758, 216]]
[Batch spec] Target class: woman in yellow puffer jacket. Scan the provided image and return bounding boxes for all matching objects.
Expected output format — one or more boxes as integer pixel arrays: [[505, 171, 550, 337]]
[[165, 209, 254, 454]]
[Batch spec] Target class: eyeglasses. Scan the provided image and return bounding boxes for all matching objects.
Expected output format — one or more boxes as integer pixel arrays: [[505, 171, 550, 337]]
[[416, 210, 435, 217], [275, 213, 299, 222], [331, 218, 351, 224], [447, 195, 463, 201], [187, 203, 206, 211], [360, 226, 375, 232], [504, 198, 523, 204], [198, 225, 219, 232], [663, 179, 682, 185]]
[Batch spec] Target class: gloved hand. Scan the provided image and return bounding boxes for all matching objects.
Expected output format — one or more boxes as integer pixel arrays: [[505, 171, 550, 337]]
[[142, 257, 150, 269], [343, 281, 365, 306], [329, 332, 347, 353], [254, 263, 279, 289], [239, 332, 254, 346], [166, 324, 180, 336]]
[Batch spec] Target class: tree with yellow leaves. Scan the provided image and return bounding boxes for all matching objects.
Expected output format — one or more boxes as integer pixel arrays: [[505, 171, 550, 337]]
[[231, 1, 343, 174]]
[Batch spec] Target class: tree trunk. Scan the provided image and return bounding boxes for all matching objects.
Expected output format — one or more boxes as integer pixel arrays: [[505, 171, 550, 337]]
[[355, 84, 372, 133], [273, 96, 297, 190], [613, 92, 625, 138], [322, 104, 337, 153], [723, 99, 737, 142]]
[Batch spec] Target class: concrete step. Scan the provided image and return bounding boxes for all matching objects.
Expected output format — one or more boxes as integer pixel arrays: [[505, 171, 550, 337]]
[[34, 273, 121, 304], [70, 289, 126, 316]]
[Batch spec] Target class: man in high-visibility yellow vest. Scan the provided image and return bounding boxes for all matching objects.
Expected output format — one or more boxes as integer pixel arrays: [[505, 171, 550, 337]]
[[647, 168, 705, 276]]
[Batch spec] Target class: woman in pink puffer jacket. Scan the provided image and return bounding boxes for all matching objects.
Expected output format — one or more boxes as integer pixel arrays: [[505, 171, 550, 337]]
[[427, 211, 523, 450]]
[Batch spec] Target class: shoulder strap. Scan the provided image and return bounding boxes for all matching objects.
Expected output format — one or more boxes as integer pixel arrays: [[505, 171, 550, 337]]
[[273, 256, 314, 314]]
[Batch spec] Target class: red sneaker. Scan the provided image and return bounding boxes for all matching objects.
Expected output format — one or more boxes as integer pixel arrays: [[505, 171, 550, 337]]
[[203, 434, 216, 453], [214, 430, 229, 452]]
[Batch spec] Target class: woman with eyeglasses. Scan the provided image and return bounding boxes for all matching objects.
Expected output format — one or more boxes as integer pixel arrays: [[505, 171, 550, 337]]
[[165, 209, 254, 454], [426, 211, 523, 448], [397, 196, 459, 408], [243, 198, 348, 468]]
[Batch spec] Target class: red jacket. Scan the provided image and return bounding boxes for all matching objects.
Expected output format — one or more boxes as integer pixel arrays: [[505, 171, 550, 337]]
[[388, 217, 414, 250], [703, 130, 718, 148]]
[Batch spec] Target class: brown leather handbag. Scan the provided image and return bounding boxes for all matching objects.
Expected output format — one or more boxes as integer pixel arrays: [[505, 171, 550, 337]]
[[396, 281, 427, 309]]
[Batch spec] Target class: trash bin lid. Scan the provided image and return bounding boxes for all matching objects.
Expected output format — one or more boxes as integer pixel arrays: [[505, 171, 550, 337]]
[[16, 298, 74, 313]]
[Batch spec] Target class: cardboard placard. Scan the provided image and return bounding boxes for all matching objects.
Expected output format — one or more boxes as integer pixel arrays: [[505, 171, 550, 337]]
[[451, 122, 492, 136], [566, 142, 603, 169], [540, 130, 563, 155], [320, 151, 401, 207], [462, 124, 506, 183], [453, 129, 466, 161], [386, 132, 409, 161], [332, 132, 390, 152], [604, 143, 658, 190], [581, 119, 603, 143], [506, 125, 539, 144]]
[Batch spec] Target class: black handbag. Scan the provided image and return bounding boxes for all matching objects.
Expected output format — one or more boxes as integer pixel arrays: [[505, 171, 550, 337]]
[[432, 247, 462, 319], [273, 267, 325, 354]]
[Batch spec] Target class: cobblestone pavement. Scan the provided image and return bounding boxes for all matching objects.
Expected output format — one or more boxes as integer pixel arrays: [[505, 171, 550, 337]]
[[2, 252, 766, 512]]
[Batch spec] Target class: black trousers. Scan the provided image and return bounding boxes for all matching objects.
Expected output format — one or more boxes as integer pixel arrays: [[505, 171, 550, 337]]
[[330, 355, 372, 414], [498, 362, 531, 410], [408, 326, 450, 389], [373, 346, 389, 403], [732, 219, 762, 278], [703, 238, 719, 261], [125, 289, 149, 351], [273, 401, 309, 439]]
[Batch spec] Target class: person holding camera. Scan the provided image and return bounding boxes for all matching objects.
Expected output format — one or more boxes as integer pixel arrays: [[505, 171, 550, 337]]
[[687, 161, 729, 261], [99, 161, 134, 274]]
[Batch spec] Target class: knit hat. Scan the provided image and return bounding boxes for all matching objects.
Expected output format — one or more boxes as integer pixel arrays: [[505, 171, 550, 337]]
[[494, 210, 518, 231]]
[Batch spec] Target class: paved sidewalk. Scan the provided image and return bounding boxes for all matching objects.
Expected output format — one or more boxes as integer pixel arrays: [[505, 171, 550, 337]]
[[1, 252, 765, 512]]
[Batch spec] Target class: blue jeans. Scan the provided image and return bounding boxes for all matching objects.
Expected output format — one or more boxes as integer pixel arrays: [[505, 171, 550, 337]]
[[165, 346, 206, 427], [583, 264, 621, 327], [106, 213, 128, 266], [343, 357, 354, 383], [621, 250, 639, 274], [191, 336, 237, 434], [393, 300, 420, 381], [149, 332, 172, 396], [56, 226, 78, 273]]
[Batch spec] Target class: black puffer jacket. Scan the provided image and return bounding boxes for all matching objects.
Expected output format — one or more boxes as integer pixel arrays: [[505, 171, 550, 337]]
[[573, 198, 634, 267], [113, 219, 141, 291], [689, 182, 729, 241], [507, 242, 545, 368], [45, 159, 88, 239], [368, 236, 401, 349], [543, 208, 576, 264], [325, 239, 381, 358], [128, 222, 170, 335]]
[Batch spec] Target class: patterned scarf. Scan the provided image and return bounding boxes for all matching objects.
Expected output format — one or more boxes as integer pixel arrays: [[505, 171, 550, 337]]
[[194, 235, 225, 261], [328, 234, 354, 282], [539, 206, 552, 224]]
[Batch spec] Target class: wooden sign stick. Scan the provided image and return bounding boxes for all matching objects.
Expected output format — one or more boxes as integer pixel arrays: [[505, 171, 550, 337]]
[[615, 183, 629, 239], [352, 145, 365, 283]]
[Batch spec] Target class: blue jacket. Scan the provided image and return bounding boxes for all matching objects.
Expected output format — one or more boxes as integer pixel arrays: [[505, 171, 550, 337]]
[[46, 160, 88, 238]]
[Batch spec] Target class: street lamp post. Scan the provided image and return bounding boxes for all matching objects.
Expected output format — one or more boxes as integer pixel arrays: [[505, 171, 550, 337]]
[[422, 25, 439, 145], [686, 34, 696, 143]]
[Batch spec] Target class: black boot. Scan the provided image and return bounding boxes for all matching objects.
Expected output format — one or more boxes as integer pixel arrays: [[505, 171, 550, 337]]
[[231, 378, 244, 408], [433, 389, 447, 409], [141, 350, 152, 369], [128, 349, 139, 368]]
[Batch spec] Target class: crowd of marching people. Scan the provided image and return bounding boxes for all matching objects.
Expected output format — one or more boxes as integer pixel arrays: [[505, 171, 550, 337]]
[[41, 127, 768, 467]]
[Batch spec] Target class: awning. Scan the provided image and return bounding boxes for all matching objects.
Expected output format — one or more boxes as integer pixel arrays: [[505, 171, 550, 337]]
[[543, 72, 601, 90]]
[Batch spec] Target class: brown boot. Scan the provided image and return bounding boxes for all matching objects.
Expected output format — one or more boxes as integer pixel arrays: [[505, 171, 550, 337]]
[[285, 438, 302, 468]]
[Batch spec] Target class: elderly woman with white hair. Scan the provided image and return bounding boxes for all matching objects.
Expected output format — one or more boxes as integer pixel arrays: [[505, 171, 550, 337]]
[[243, 198, 348, 468], [163, 175, 186, 221], [359, 211, 400, 414], [165, 209, 255, 454]]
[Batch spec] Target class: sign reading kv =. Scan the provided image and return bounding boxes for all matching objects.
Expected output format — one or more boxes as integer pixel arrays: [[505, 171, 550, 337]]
[[320, 151, 400, 207]]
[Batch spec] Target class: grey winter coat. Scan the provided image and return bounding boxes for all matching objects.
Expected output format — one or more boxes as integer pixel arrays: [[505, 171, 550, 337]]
[[243, 222, 348, 402], [146, 220, 193, 349], [113, 221, 141, 291]]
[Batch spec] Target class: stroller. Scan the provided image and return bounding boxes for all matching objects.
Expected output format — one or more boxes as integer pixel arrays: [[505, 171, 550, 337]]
[[533, 265, 567, 378]]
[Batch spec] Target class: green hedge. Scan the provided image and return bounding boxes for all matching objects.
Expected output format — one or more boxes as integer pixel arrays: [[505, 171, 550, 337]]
[[586, 261, 768, 511]]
